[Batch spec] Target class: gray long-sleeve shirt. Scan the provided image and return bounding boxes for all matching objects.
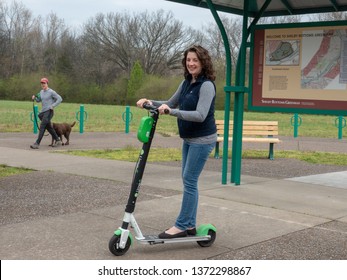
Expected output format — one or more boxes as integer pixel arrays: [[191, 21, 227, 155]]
[[152, 80, 215, 121], [35, 88, 62, 113]]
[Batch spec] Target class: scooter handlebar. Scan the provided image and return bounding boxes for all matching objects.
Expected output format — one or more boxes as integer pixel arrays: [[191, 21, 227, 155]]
[[142, 102, 157, 111], [143, 102, 169, 114]]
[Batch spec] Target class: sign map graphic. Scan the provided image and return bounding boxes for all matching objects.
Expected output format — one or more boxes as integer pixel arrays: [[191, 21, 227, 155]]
[[250, 23, 347, 115]]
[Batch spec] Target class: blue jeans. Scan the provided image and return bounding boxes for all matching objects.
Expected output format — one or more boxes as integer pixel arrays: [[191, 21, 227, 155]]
[[175, 140, 215, 230]]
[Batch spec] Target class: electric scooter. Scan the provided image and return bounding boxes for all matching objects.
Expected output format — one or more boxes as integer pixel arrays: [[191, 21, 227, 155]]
[[108, 103, 216, 256]]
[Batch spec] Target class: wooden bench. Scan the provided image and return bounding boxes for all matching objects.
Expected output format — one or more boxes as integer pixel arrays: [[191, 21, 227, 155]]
[[214, 120, 281, 160]]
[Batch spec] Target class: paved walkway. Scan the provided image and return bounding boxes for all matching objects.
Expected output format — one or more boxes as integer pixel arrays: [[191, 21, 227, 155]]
[[0, 132, 347, 260]]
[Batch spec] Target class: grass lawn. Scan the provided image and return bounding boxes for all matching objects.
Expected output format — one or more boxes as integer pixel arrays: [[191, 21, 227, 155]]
[[1, 100, 346, 177], [61, 148, 347, 166], [1, 100, 345, 138], [0, 164, 33, 178]]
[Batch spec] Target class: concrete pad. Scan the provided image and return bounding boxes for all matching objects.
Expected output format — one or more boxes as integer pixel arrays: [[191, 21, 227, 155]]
[[210, 221, 347, 260], [202, 179, 347, 219], [287, 171, 347, 189], [1, 189, 331, 260], [0, 212, 113, 260], [0, 204, 229, 260], [339, 216, 347, 223]]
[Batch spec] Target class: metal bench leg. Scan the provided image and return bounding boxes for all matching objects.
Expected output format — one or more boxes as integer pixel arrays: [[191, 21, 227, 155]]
[[268, 143, 274, 160], [214, 142, 220, 159]]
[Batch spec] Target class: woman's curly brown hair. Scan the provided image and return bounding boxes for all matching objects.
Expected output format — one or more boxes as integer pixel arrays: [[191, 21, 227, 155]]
[[182, 45, 216, 81]]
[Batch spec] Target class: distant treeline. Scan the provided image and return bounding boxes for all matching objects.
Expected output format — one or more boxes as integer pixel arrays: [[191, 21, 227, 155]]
[[1, 1, 345, 109]]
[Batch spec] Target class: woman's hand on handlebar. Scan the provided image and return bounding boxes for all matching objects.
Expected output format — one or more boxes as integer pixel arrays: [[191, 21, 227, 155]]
[[136, 98, 152, 108], [158, 104, 171, 115], [136, 99, 170, 114]]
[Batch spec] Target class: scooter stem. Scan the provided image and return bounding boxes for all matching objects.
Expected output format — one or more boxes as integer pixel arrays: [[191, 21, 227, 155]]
[[122, 107, 160, 229]]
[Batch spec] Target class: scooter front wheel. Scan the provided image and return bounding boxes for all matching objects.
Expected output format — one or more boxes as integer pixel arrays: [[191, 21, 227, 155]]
[[197, 230, 216, 247], [109, 234, 131, 256]]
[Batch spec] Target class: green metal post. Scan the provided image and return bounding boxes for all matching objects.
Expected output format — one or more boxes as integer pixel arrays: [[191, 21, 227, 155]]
[[206, 0, 232, 185], [338, 116, 342, 139], [79, 105, 84, 134], [123, 106, 132, 134], [293, 113, 298, 138], [231, 0, 249, 185], [335, 116, 346, 140], [290, 113, 302, 138], [126, 106, 130, 134], [76, 104, 88, 134], [229, 0, 271, 185]]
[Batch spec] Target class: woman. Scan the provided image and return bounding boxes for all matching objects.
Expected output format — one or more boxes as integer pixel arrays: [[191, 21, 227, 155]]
[[30, 77, 62, 149], [136, 45, 217, 238]]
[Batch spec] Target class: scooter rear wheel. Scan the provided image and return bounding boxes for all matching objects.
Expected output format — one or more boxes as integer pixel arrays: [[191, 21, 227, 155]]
[[197, 230, 216, 247], [109, 234, 131, 256]]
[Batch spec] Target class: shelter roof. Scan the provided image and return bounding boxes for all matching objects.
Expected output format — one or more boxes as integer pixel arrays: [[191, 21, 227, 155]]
[[167, 0, 347, 17]]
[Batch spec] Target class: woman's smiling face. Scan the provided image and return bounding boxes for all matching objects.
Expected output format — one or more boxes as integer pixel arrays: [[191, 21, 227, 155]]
[[186, 51, 202, 78]]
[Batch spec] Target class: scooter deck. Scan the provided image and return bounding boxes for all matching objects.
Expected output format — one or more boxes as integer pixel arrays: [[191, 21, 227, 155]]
[[137, 234, 211, 245]]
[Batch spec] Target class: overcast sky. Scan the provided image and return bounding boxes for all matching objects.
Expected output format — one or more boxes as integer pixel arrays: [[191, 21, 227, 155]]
[[9, 0, 235, 29]]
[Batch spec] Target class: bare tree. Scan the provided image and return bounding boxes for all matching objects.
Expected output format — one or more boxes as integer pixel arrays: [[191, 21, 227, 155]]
[[257, 14, 302, 24], [204, 15, 243, 74], [82, 12, 138, 77], [0, 0, 36, 77], [136, 10, 202, 75], [41, 13, 70, 73], [81, 10, 201, 78], [0, 1, 73, 78]]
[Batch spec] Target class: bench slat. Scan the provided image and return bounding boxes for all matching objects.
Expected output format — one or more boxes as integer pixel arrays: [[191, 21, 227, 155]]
[[217, 129, 278, 136], [216, 120, 278, 125], [217, 137, 281, 143], [217, 125, 278, 128]]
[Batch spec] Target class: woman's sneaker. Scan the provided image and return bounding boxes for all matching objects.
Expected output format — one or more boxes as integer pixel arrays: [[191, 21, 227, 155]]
[[52, 139, 62, 147], [30, 142, 39, 149]]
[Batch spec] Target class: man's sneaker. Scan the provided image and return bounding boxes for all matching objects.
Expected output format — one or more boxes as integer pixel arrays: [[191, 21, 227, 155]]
[[30, 142, 39, 149], [52, 139, 62, 147]]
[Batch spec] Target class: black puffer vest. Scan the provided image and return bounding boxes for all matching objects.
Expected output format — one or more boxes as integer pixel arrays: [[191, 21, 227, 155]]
[[178, 75, 216, 138]]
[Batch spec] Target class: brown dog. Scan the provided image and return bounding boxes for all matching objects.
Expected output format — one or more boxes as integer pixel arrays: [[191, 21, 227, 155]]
[[50, 121, 76, 146]]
